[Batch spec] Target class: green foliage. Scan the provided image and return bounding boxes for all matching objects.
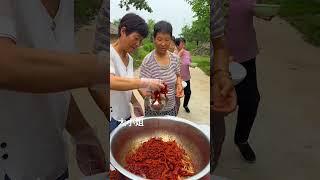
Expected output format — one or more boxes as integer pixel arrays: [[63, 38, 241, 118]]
[[191, 56, 210, 76], [75, 0, 102, 26], [131, 48, 149, 68], [185, 41, 197, 51], [113, 18, 121, 27], [264, 0, 320, 46], [119, 0, 153, 12], [180, 0, 210, 47], [142, 42, 154, 52], [147, 19, 156, 41]]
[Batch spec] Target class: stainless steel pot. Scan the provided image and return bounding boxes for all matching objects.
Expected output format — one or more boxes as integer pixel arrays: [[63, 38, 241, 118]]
[[110, 116, 210, 180]]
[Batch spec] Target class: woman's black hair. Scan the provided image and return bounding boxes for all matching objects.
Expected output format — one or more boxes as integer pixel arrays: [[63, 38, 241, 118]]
[[175, 37, 186, 46], [181, 37, 186, 44], [175, 37, 182, 47], [118, 13, 148, 38], [153, 21, 173, 38]]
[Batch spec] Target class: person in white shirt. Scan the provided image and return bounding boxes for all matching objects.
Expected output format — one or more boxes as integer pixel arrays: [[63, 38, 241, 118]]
[[109, 13, 164, 132], [0, 0, 107, 179]]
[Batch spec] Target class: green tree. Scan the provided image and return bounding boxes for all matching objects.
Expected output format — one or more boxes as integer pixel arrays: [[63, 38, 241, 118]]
[[147, 19, 155, 41], [75, 0, 103, 26], [119, 0, 153, 12], [112, 18, 121, 27], [181, 0, 210, 45]]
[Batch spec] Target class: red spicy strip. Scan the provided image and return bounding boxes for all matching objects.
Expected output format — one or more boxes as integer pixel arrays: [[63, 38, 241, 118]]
[[153, 82, 168, 104], [125, 137, 195, 179]]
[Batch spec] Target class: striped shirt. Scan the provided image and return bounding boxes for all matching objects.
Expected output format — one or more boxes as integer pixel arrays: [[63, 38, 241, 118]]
[[211, 0, 225, 39], [93, 0, 109, 54], [140, 51, 181, 112], [211, 0, 226, 67]]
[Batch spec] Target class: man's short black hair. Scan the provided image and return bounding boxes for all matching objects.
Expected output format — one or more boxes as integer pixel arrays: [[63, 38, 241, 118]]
[[118, 13, 148, 38], [153, 21, 173, 38]]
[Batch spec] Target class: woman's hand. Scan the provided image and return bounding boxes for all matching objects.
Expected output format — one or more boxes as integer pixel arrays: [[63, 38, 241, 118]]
[[176, 77, 184, 98], [176, 83, 184, 98], [178, 49, 185, 58], [140, 78, 165, 92]]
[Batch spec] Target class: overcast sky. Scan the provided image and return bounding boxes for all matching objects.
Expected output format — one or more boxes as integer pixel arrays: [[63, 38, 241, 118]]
[[110, 0, 195, 37]]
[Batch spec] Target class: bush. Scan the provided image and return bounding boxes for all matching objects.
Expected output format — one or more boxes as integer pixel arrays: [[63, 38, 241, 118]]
[[143, 42, 154, 52], [131, 48, 150, 68], [263, 0, 320, 46], [185, 41, 197, 52], [75, 0, 102, 28]]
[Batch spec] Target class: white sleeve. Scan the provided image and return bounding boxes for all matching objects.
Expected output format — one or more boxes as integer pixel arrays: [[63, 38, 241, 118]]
[[0, 0, 17, 41], [110, 56, 115, 74]]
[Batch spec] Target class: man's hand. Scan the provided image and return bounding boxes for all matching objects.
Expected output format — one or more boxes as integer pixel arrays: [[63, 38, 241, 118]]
[[213, 72, 237, 113]]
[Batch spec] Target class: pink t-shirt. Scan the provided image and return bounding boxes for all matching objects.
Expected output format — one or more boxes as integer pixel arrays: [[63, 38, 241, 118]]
[[226, 0, 259, 63], [180, 50, 191, 81]]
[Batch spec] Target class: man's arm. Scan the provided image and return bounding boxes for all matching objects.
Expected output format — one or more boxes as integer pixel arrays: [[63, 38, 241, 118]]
[[0, 38, 106, 93]]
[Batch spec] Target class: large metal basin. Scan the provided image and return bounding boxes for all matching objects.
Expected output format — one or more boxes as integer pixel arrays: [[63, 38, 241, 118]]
[[110, 116, 210, 180]]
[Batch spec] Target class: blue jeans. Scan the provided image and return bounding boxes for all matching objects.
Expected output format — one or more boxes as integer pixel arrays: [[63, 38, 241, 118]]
[[109, 117, 131, 133]]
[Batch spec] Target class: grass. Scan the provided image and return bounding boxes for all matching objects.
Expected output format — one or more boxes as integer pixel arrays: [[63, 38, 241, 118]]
[[263, 0, 320, 46], [191, 56, 210, 76]]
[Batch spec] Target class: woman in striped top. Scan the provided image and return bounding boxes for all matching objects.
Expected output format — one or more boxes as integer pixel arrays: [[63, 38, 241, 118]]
[[139, 21, 184, 116]]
